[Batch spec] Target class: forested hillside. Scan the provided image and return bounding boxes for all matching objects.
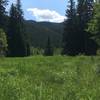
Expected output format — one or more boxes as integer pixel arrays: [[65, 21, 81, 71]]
[[0, 0, 100, 57], [0, 0, 100, 99], [24, 20, 63, 47]]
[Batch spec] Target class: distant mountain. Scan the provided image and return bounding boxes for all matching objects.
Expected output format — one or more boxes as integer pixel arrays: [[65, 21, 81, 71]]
[[24, 20, 64, 48]]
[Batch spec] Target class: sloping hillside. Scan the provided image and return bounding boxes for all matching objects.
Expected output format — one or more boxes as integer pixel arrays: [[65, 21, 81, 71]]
[[24, 20, 64, 48]]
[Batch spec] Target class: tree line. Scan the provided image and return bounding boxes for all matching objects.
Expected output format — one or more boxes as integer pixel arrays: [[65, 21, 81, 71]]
[[0, 0, 30, 57], [0, 0, 100, 57], [62, 0, 100, 56]]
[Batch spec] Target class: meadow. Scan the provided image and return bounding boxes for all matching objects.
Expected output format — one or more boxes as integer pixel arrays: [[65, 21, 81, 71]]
[[0, 56, 100, 100]]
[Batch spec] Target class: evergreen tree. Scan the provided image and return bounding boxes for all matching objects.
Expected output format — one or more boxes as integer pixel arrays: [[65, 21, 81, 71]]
[[44, 37, 53, 56], [77, 0, 88, 54], [62, 0, 96, 55], [62, 0, 79, 55], [26, 43, 31, 56], [7, 4, 16, 56], [0, 28, 7, 56], [77, 0, 96, 55], [87, 3, 100, 47], [7, 0, 29, 57], [0, 0, 8, 30]]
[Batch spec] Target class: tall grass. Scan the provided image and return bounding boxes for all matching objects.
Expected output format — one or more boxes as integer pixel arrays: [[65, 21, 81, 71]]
[[0, 56, 100, 100]]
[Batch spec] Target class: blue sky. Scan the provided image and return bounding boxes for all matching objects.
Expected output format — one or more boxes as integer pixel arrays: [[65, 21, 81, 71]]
[[9, 0, 68, 23]]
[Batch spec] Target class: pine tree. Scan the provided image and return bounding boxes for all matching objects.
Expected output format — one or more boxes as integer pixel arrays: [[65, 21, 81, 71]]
[[62, 0, 95, 55], [44, 37, 53, 56], [15, 0, 27, 56], [7, 4, 16, 56], [77, 0, 96, 55], [77, 0, 94, 27], [26, 43, 31, 56], [62, 0, 79, 55], [77, 0, 87, 54], [0, 0, 8, 30], [7, 0, 29, 57], [87, 3, 100, 47]]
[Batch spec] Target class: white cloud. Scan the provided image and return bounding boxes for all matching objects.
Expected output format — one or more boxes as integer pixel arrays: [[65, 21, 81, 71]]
[[27, 8, 66, 23]]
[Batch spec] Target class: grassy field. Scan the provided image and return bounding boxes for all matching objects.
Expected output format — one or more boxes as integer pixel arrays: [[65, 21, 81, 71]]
[[0, 56, 100, 100]]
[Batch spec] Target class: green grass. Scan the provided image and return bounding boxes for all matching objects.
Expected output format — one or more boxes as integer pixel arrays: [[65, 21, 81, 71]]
[[0, 56, 100, 100]]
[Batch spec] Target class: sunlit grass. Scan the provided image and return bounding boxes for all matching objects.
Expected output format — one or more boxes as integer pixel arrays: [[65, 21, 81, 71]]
[[0, 56, 100, 100]]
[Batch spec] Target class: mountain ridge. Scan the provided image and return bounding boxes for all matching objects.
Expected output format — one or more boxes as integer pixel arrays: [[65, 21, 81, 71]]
[[24, 20, 64, 48]]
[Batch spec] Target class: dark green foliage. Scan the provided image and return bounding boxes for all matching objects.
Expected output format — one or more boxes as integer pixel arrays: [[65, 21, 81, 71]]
[[77, 0, 97, 55], [62, 0, 79, 56], [26, 43, 31, 56], [24, 20, 63, 48], [7, 0, 30, 57], [0, 0, 8, 30], [77, 0, 94, 23], [0, 0, 98, 56], [44, 37, 53, 56], [87, 4, 100, 47], [0, 28, 7, 56], [62, 0, 97, 56]]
